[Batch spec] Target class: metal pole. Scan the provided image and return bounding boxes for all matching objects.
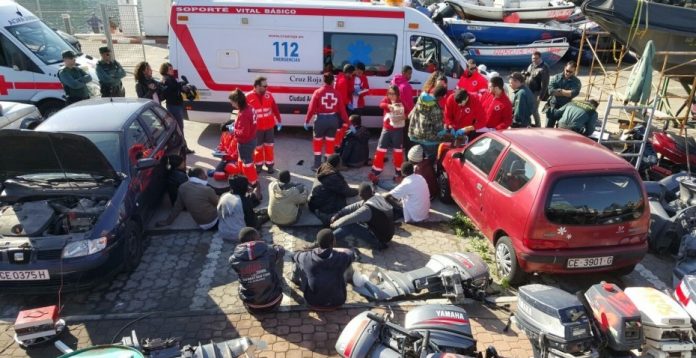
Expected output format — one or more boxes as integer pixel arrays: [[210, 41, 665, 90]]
[[598, 95, 613, 146], [35, 0, 43, 19], [101, 4, 115, 60]]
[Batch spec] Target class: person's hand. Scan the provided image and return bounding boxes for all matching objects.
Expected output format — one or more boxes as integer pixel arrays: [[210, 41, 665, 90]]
[[276, 123, 282, 131], [455, 128, 467, 137], [148, 83, 157, 90], [330, 214, 338, 223], [304, 123, 310, 131], [437, 129, 448, 138], [155, 220, 169, 227]]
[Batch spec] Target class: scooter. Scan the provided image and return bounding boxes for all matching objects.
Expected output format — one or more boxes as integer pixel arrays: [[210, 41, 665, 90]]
[[618, 124, 671, 180], [55, 330, 266, 358], [352, 252, 491, 304], [336, 304, 499, 358], [643, 173, 696, 253], [652, 130, 696, 174]]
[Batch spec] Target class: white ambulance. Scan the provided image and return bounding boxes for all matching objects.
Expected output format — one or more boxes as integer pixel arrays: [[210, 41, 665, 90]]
[[0, 1, 99, 116], [169, 0, 468, 127]]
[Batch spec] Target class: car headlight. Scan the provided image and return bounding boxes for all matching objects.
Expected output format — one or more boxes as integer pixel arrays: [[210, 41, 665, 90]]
[[62, 237, 107, 258], [86, 81, 101, 98]]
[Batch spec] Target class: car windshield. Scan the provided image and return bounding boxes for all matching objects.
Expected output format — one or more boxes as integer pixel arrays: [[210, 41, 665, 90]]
[[72, 132, 123, 172], [5, 20, 75, 65], [546, 175, 644, 225]]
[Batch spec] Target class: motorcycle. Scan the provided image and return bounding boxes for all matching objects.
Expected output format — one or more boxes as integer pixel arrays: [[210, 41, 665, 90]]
[[652, 130, 696, 174], [617, 124, 671, 180], [352, 252, 491, 304], [335, 304, 499, 358], [643, 173, 696, 254], [55, 331, 265, 358]]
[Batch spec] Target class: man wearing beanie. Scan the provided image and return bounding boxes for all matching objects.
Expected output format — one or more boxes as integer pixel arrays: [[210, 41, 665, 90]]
[[292, 229, 355, 309], [268, 170, 308, 226], [330, 182, 394, 250], [308, 154, 359, 225], [229, 227, 286, 313], [408, 145, 438, 201]]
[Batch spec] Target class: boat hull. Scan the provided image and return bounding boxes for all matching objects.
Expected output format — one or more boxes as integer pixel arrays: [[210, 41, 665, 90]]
[[446, 0, 575, 21], [466, 42, 569, 67], [443, 19, 577, 45]]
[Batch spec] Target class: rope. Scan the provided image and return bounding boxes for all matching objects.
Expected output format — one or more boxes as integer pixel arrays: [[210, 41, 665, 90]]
[[627, 0, 649, 49]]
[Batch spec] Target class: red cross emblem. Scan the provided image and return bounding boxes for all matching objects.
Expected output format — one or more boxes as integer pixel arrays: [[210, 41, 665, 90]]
[[0, 75, 13, 95], [464, 107, 471, 114], [321, 93, 338, 110], [472, 80, 478, 86], [494, 105, 501, 111]]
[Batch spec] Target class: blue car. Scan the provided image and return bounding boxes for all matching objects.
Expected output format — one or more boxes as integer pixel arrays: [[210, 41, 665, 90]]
[[0, 98, 184, 292]]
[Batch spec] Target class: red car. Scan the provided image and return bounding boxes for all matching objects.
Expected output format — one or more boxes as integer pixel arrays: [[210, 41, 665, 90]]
[[439, 129, 649, 285]]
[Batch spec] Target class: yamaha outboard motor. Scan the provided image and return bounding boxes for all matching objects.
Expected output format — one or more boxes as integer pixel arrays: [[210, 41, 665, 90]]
[[583, 283, 643, 355], [644, 173, 696, 253], [514, 284, 596, 358], [678, 176, 696, 207], [352, 252, 490, 303], [674, 230, 696, 286], [675, 275, 696, 325], [624, 287, 694, 357], [404, 305, 477, 354]]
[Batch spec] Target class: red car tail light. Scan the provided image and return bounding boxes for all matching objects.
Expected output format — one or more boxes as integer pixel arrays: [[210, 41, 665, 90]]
[[523, 236, 569, 250]]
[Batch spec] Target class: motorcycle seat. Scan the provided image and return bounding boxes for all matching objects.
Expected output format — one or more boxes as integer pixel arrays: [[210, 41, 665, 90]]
[[666, 132, 696, 154]]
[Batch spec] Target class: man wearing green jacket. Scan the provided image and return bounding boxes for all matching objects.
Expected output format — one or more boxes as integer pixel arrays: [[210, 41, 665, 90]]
[[96, 46, 126, 97], [58, 50, 91, 104], [557, 99, 599, 136], [546, 62, 582, 128], [509, 72, 534, 128]]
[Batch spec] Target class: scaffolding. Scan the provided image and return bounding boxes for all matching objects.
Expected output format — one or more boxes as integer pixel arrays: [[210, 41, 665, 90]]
[[576, 27, 696, 133]]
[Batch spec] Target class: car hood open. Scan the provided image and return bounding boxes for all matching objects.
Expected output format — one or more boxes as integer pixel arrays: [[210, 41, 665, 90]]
[[0, 130, 118, 183]]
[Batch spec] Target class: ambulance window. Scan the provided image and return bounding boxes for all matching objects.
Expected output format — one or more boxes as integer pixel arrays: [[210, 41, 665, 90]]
[[6, 21, 74, 65], [410, 36, 460, 78], [0, 34, 40, 73], [323, 33, 396, 77]]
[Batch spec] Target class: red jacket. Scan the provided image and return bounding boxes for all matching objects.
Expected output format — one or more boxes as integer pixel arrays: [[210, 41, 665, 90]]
[[379, 96, 404, 131], [353, 74, 369, 108], [457, 70, 489, 94], [305, 85, 349, 125], [443, 92, 486, 130], [217, 131, 238, 161], [334, 73, 354, 109], [481, 91, 513, 130], [246, 90, 281, 131], [234, 106, 257, 144]]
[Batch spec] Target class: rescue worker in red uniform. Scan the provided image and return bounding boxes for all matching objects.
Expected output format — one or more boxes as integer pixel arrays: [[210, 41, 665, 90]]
[[334, 64, 355, 152], [457, 59, 488, 95], [480, 76, 513, 131], [229, 89, 258, 187], [247, 76, 281, 174], [305, 72, 350, 170], [444, 89, 486, 138], [370, 85, 406, 183]]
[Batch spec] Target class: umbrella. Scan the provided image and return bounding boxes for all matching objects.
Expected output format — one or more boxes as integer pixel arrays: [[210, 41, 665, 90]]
[[624, 40, 655, 105]]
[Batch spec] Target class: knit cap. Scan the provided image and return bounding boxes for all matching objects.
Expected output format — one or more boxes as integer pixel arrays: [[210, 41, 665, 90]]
[[408, 145, 424, 163]]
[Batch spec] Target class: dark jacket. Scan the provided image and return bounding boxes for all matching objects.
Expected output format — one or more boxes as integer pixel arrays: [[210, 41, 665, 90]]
[[229, 241, 285, 309], [308, 163, 358, 215], [512, 85, 535, 127], [292, 248, 354, 307], [340, 125, 370, 167], [557, 101, 598, 136], [96, 60, 126, 97], [547, 73, 582, 109], [135, 77, 162, 102], [525, 61, 550, 100], [58, 66, 91, 101], [230, 176, 260, 229], [161, 75, 185, 106], [332, 195, 394, 243]]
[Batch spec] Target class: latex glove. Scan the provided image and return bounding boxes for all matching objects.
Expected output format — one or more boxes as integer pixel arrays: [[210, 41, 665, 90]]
[[455, 128, 467, 137], [437, 129, 448, 138], [347, 103, 354, 111], [449, 128, 456, 136], [276, 123, 282, 131], [304, 123, 310, 131]]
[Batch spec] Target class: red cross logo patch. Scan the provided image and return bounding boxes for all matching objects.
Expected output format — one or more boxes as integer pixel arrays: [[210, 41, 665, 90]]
[[321, 93, 338, 110], [494, 105, 501, 111], [472, 80, 478, 86], [464, 108, 471, 114]]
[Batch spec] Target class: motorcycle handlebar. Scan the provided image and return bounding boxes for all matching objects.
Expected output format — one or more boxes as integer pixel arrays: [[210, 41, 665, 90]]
[[366, 313, 423, 340]]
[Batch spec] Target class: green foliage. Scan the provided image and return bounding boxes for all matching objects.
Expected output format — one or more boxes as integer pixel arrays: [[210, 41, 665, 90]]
[[450, 212, 483, 239]]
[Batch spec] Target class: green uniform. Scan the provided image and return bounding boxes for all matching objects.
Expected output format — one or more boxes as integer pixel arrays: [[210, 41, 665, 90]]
[[557, 101, 598, 136], [546, 73, 581, 128], [58, 66, 91, 104], [96, 60, 126, 97], [512, 85, 534, 127]]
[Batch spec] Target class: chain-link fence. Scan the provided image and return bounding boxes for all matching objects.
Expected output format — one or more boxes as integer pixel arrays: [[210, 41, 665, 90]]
[[16, 0, 148, 71]]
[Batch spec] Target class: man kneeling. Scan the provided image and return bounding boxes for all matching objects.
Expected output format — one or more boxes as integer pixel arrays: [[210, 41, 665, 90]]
[[330, 182, 394, 250], [229, 227, 285, 313]]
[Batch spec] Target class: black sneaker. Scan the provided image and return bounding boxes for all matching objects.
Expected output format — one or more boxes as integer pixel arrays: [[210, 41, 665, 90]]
[[185, 148, 195, 155]]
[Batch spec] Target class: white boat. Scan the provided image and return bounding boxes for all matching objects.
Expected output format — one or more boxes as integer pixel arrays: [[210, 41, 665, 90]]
[[445, 0, 576, 22]]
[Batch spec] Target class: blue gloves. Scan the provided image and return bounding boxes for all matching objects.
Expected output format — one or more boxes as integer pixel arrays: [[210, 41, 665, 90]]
[[304, 123, 310, 131], [276, 124, 282, 131], [347, 103, 354, 111], [455, 128, 467, 137], [437, 129, 448, 138]]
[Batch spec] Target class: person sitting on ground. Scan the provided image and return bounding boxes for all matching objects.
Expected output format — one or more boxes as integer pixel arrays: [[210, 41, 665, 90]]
[[330, 182, 394, 250], [157, 167, 219, 229], [386, 162, 430, 223], [229, 175, 265, 230], [268, 170, 308, 226], [556, 99, 600, 137], [210, 120, 241, 179], [217, 178, 248, 241], [229, 227, 285, 313], [165, 154, 188, 205], [308, 154, 359, 226], [338, 114, 371, 168], [407, 145, 438, 201], [291, 229, 355, 310]]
